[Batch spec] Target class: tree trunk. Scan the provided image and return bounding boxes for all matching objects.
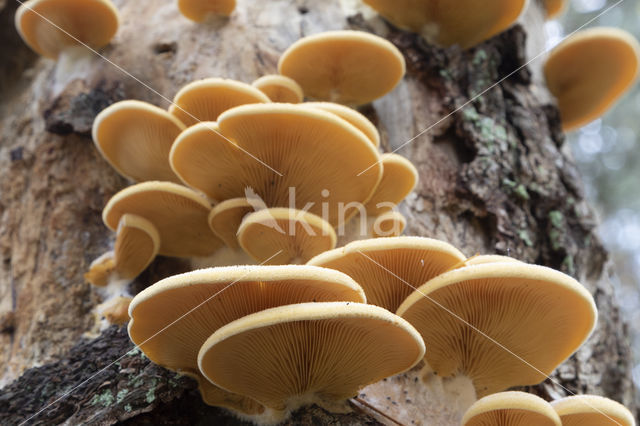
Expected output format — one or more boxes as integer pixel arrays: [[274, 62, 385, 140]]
[[0, 0, 636, 424]]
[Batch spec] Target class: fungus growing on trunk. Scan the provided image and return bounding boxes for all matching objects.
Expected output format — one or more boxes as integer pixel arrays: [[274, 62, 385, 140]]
[[85, 214, 160, 287], [362, 0, 527, 49], [278, 30, 405, 105], [169, 104, 382, 226], [92, 100, 185, 183], [102, 181, 221, 258], [197, 302, 424, 420], [396, 262, 597, 414], [128, 266, 366, 412], [15, 0, 119, 59], [544, 27, 640, 131]]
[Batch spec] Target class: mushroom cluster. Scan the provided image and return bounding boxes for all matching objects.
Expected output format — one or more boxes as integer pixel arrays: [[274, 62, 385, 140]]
[[308, 237, 598, 422], [88, 61, 418, 289], [14, 0, 636, 423], [125, 235, 600, 424], [127, 265, 424, 422]]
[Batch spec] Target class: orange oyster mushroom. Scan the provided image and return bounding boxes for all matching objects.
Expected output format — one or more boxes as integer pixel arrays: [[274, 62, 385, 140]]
[[278, 30, 405, 105], [15, 0, 119, 59], [169, 104, 382, 226]]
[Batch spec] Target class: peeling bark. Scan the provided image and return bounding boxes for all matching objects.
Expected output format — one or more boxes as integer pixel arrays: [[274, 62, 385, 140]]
[[0, 0, 635, 424]]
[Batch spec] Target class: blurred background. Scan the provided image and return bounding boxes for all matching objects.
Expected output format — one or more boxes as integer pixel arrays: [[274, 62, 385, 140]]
[[547, 0, 640, 392]]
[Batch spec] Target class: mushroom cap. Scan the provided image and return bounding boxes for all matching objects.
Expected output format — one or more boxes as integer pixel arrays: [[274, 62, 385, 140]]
[[551, 395, 635, 426], [462, 391, 561, 426], [177, 0, 236, 22], [252, 75, 304, 103], [544, 0, 567, 19], [364, 153, 418, 215], [113, 214, 161, 279], [208, 198, 253, 250], [396, 263, 598, 397], [362, 0, 527, 49], [128, 265, 365, 372], [278, 30, 405, 105], [169, 104, 382, 226], [303, 102, 380, 147], [179, 370, 264, 414], [197, 302, 425, 410], [372, 211, 407, 238], [102, 181, 221, 257], [544, 27, 640, 131], [168, 78, 270, 127], [92, 100, 185, 183], [15, 0, 119, 59], [307, 236, 466, 312], [237, 208, 337, 265]]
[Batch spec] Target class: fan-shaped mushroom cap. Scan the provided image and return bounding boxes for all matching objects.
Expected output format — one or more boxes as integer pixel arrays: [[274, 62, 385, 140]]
[[15, 0, 119, 59], [208, 198, 253, 250], [362, 0, 527, 49], [364, 153, 418, 215], [544, 0, 567, 19], [237, 208, 336, 265], [372, 211, 406, 238], [198, 302, 425, 410], [169, 78, 270, 127], [544, 28, 640, 131], [112, 214, 160, 279], [92, 100, 185, 183], [103, 181, 221, 258], [252, 75, 303, 103], [462, 391, 561, 426], [307, 236, 465, 312], [177, 0, 236, 22], [179, 370, 264, 414], [551, 395, 635, 426], [303, 102, 380, 147], [397, 263, 598, 397], [278, 30, 405, 105], [169, 104, 382, 226], [128, 266, 365, 372]]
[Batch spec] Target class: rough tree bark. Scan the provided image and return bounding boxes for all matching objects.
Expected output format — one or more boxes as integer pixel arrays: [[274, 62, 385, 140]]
[[0, 0, 636, 424]]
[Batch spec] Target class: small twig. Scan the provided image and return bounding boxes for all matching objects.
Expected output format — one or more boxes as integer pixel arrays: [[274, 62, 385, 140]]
[[350, 397, 406, 426]]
